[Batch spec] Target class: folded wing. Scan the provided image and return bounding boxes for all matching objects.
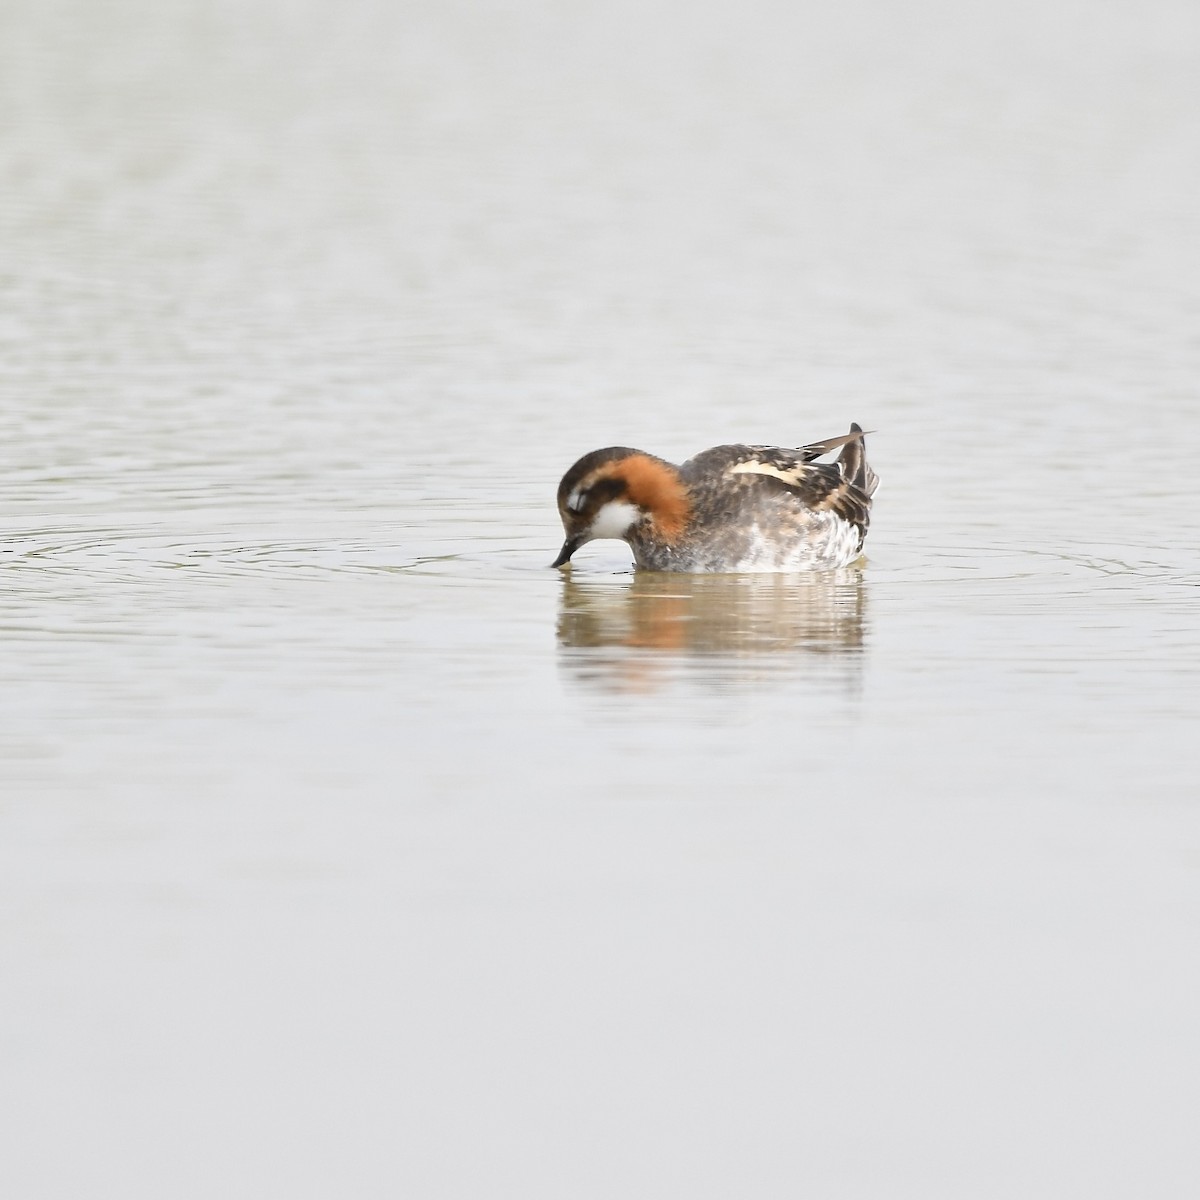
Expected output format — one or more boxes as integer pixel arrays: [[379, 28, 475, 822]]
[[699, 423, 877, 532]]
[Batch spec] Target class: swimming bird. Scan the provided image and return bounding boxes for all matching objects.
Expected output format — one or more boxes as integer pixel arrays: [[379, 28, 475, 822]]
[[552, 423, 878, 572]]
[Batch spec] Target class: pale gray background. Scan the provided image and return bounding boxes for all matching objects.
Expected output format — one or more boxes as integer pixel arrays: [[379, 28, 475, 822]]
[[2, 0, 1198, 1195]]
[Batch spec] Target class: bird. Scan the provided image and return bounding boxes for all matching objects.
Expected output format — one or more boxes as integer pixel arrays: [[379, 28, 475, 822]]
[[552, 423, 878, 572]]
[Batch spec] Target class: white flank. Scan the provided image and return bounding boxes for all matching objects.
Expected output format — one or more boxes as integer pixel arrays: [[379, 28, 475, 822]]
[[726, 514, 863, 573]]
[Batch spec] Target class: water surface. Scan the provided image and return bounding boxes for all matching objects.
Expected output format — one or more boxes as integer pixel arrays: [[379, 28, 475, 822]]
[[3, 0, 1199, 1195]]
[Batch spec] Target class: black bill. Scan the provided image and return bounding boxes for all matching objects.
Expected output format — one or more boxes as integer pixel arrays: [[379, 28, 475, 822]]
[[551, 537, 581, 568]]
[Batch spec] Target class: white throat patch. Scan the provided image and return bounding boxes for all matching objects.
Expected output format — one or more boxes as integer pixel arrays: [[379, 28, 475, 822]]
[[587, 500, 641, 541]]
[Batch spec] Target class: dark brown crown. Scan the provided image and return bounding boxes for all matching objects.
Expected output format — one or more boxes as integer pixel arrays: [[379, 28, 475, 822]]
[[556, 447, 643, 514]]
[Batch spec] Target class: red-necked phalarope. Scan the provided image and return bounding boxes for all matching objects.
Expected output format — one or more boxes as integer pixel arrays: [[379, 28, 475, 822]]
[[552, 423, 878, 572]]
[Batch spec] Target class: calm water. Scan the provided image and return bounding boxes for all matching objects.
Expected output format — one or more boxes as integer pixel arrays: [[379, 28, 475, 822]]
[[3, 0, 1199, 1194]]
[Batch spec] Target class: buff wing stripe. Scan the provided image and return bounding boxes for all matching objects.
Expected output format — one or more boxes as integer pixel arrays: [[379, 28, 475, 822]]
[[725, 424, 876, 531]]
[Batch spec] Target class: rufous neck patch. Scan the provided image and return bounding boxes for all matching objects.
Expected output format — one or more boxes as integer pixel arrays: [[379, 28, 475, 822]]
[[614, 454, 690, 541]]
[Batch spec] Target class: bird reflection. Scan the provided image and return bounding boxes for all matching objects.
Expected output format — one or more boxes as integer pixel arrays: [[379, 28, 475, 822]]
[[556, 567, 868, 694]]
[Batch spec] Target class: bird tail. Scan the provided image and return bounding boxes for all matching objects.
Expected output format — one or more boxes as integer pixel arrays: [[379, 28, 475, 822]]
[[838, 423, 879, 497]]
